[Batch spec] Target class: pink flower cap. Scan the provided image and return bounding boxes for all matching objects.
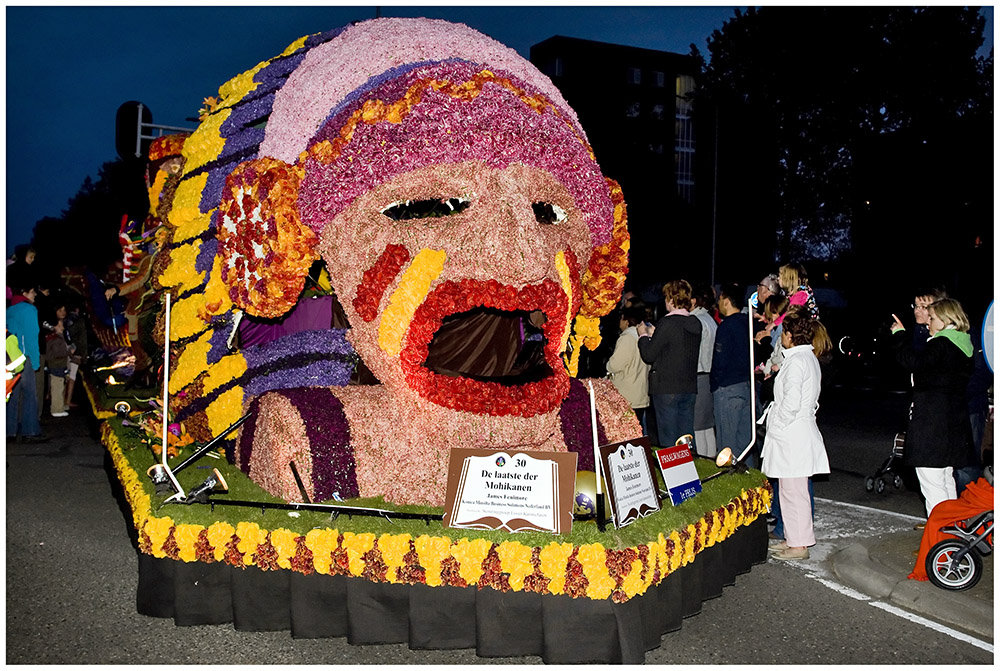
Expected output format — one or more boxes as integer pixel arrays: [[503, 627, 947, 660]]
[[297, 60, 613, 246], [261, 18, 584, 163], [256, 17, 614, 248]]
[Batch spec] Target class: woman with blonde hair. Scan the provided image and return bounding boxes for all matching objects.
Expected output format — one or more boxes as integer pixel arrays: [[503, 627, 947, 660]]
[[890, 298, 975, 520], [637, 279, 702, 449], [778, 263, 819, 318], [761, 306, 830, 560]]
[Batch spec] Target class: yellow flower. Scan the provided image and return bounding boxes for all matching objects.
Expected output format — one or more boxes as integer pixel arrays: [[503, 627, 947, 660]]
[[218, 65, 267, 109], [668, 531, 683, 572], [450, 538, 491, 586], [496, 541, 533, 592], [174, 523, 203, 562], [205, 386, 245, 438], [203, 353, 247, 395], [207, 522, 236, 562], [182, 111, 229, 172], [144, 516, 175, 558], [305, 529, 339, 575], [414, 535, 452, 587], [168, 296, 212, 342], [379, 533, 412, 583], [270, 528, 300, 570], [280, 35, 308, 56], [341, 532, 376, 577], [574, 314, 602, 351], [158, 240, 202, 290], [577, 543, 615, 600], [539, 542, 574, 595], [379, 248, 447, 356], [169, 175, 212, 241], [682, 524, 697, 565], [554, 250, 574, 355], [199, 256, 235, 320], [148, 169, 169, 217], [621, 558, 646, 597], [169, 331, 213, 394], [236, 521, 268, 565]]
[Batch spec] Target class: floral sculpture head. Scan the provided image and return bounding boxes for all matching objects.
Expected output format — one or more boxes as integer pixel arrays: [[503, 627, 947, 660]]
[[215, 18, 628, 417], [162, 18, 628, 439]]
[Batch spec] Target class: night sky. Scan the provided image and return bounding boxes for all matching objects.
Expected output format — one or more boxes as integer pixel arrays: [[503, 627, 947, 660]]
[[3, 5, 993, 258]]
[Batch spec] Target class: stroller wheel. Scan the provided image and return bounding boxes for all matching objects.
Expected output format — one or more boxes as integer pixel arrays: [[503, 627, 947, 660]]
[[926, 540, 982, 591], [875, 478, 886, 494], [893, 474, 903, 489], [865, 476, 875, 493]]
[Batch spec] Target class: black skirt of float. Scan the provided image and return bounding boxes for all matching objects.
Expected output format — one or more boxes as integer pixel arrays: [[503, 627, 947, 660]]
[[135, 515, 767, 664]]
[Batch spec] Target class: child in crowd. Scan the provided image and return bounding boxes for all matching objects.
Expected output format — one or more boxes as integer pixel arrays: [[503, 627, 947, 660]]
[[44, 319, 70, 418]]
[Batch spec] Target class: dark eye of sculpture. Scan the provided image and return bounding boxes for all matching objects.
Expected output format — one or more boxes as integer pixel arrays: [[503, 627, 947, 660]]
[[381, 197, 470, 221], [532, 202, 567, 225]]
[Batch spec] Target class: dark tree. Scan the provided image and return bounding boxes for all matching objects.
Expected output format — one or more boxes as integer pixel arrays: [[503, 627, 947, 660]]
[[692, 6, 991, 312], [31, 157, 149, 278]]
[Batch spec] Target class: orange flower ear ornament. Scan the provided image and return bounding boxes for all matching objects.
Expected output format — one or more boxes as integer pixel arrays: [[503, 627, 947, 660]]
[[563, 178, 630, 377], [217, 157, 318, 319]]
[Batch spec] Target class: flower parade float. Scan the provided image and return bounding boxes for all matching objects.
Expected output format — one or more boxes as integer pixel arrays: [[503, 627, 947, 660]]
[[94, 18, 771, 664]]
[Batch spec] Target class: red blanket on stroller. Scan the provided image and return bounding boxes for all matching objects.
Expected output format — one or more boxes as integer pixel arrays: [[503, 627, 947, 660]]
[[909, 477, 993, 581]]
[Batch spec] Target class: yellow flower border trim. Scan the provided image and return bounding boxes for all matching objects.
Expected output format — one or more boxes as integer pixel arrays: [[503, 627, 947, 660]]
[[103, 421, 771, 603]]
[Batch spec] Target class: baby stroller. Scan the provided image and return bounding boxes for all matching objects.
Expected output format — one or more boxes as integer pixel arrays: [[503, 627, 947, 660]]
[[925, 510, 993, 590], [922, 465, 994, 591], [865, 432, 906, 495]]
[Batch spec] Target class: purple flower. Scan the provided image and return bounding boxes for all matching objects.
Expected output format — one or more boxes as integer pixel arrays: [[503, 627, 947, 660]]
[[558, 378, 608, 472]]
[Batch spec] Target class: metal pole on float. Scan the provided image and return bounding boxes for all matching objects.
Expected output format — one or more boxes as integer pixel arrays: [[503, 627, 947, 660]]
[[735, 291, 759, 465], [159, 292, 185, 502], [588, 380, 606, 531]]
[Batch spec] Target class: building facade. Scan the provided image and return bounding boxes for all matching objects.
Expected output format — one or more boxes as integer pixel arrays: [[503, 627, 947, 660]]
[[530, 36, 709, 288]]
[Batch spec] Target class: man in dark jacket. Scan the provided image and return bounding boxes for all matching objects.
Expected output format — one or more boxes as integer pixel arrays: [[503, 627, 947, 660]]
[[711, 283, 754, 468], [637, 280, 701, 450]]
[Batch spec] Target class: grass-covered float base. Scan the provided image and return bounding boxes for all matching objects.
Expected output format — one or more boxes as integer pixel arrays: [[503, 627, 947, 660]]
[[93, 377, 770, 664]]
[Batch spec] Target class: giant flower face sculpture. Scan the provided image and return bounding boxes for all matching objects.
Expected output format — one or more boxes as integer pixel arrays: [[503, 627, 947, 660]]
[[213, 18, 629, 418], [157, 18, 634, 505]]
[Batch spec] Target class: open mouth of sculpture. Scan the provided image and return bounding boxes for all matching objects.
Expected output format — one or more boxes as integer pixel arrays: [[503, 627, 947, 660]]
[[423, 307, 553, 385], [399, 279, 570, 416]]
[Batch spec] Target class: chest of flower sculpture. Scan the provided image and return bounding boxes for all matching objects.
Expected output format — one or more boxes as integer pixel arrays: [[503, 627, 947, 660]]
[[155, 18, 635, 506]]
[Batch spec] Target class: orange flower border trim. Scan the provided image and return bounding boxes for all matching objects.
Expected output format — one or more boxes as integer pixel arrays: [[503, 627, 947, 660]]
[[104, 422, 771, 603]]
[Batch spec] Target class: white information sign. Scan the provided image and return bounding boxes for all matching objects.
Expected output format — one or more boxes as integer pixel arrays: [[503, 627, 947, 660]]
[[444, 450, 576, 534], [601, 440, 661, 527]]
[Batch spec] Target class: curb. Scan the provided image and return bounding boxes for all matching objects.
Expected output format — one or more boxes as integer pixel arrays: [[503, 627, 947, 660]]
[[830, 542, 994, 641]]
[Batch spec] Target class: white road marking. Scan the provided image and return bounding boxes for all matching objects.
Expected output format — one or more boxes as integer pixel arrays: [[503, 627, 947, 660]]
[[770, 497, 993, 651], [869, 602, 994, 653], [809, 576, 870, 601], [814, 496, 925, 522]]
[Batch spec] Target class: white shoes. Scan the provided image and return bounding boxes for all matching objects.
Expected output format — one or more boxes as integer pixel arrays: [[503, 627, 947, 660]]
[[51, 411, 69, 418]]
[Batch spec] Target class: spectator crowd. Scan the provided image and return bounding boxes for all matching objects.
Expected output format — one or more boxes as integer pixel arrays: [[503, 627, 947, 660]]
[[603, 263, 990, 560]]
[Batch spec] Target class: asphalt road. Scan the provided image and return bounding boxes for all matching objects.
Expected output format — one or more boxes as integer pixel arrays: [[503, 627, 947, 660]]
[[5, 387, 993, 665]]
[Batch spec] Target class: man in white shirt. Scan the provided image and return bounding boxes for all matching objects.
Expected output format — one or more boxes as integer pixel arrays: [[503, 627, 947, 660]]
[[691, 283, 718, 457]]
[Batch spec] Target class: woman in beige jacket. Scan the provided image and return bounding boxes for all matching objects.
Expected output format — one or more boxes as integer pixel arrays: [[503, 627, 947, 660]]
[[607, 305, 651, 435]]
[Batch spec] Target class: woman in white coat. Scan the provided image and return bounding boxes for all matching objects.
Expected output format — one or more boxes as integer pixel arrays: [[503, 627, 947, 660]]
[[762, 306, 830, 560]]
